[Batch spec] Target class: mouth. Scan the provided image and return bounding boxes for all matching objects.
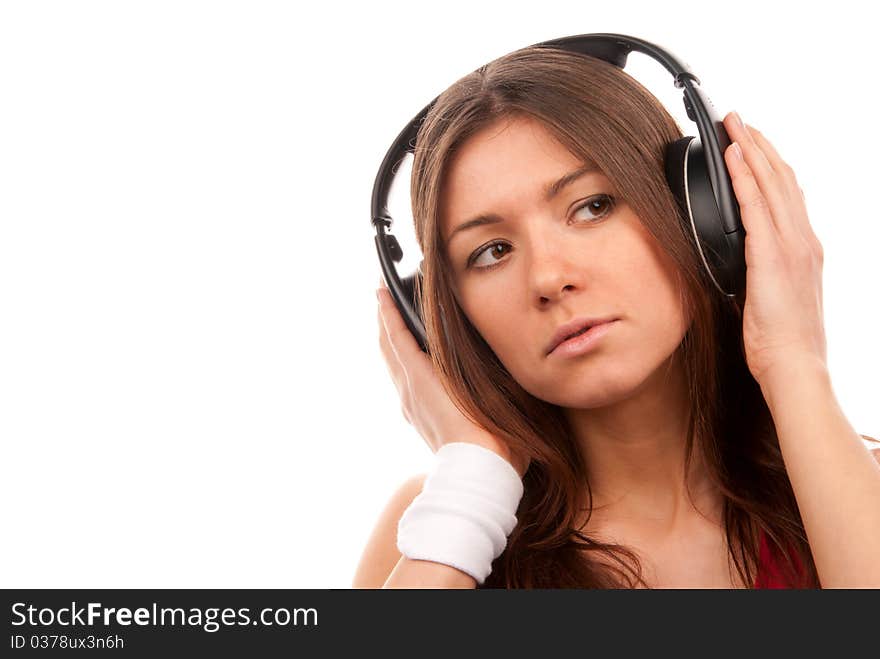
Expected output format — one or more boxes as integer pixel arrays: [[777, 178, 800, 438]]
[[546, 316, 619, 356], [548, 320, 618, 358]]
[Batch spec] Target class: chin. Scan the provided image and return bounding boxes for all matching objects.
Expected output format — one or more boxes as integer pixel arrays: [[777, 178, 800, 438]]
[[549, 382, 633, 409], [520, 365, 637, 409]]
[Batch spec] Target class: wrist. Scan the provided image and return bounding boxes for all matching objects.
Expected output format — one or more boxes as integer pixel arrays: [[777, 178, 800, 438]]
[[758, 356, 832, 412], [454, 433, 525, 478], [398, 441, 525, 585]]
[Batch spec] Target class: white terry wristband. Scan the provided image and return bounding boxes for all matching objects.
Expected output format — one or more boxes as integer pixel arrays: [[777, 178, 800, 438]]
[[396, 442, 525, 585]]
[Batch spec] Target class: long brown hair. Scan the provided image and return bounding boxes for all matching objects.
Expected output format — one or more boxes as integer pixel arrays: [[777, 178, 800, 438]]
[[408, 45, 819, 588]]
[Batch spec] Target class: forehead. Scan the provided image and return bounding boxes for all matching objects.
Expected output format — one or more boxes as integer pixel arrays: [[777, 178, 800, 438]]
[[446, 115, 575, 182], [440, 116, 591, 237]]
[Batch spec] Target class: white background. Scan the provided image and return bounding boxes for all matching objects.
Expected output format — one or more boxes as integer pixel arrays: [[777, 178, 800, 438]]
[[1, 0, 877, 588]]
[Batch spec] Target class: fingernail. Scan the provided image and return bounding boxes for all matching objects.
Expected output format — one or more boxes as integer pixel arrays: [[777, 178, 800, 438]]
[[732, 142, 743, 160], [734, 111, 744, 130]]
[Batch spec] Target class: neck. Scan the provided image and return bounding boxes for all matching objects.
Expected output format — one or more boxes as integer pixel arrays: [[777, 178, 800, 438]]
[[563, 349, 722, 537]]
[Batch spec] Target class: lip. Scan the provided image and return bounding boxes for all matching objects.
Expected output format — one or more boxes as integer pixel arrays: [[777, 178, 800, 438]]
[[545, 316, 619, 356], [547, 320, 618, 358]]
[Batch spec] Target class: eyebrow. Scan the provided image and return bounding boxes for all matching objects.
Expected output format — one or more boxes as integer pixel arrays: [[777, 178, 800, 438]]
[[444, 162, 600, 247]]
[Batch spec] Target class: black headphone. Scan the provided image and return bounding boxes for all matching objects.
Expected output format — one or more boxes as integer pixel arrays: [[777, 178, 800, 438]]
[[371, 32, 746, 354]]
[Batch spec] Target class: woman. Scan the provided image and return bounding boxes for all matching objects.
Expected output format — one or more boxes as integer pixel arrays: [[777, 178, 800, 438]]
[[355, 46, 880, 588]]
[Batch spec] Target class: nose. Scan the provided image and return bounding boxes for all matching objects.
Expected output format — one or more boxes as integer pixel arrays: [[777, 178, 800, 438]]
[[527, 231, 582, 306]]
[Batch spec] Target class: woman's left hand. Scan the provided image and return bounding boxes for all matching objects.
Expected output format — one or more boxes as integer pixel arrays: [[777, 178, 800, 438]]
[[722, 111, 828, 388]]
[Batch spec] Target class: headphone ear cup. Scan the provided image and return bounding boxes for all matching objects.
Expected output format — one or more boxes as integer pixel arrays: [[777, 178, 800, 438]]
[[399, 271, 423, 324], [398, 270, 429, 353], [664, 135, 693, 220], [664, 135, 745, 299]]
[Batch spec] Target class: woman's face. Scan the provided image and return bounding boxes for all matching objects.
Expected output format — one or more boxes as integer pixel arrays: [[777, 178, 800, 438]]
[[440, 115, 692, 408]]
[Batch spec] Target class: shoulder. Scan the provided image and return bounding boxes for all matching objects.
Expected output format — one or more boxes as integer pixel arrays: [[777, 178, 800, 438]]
[[351, 473, 428, 588]]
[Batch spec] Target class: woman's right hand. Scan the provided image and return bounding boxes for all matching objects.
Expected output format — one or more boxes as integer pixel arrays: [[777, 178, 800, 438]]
[[376, 278, 529, 478]]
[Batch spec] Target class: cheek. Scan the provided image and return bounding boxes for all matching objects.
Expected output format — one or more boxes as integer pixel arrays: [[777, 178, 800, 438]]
[[621, 248, 691, 361], [645, 269, 689, 328], [617, 219, 689, 326], [459, 295, 535, 377], [466, 303, 523, 358]]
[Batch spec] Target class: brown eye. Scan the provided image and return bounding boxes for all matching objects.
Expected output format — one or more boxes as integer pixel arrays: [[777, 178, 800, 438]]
[[572, 194, 616, 222], [469, 241, 511, 270], [465, 194, 616, 273]]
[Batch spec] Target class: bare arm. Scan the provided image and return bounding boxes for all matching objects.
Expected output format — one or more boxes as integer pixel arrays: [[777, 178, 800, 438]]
[[352, 473, 477, 589], [383, 557, 476, 589], [759, 359, 880, 587]]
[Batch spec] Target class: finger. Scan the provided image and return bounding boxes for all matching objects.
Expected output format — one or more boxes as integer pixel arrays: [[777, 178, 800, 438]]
[[377, 305, 414, 426], [745, 125, 820, 250], [377, 292, 405, 386], [378, 287, 426, 398], [724, 112, 777, 176], [743, 125, 793, 181], [724, 140, 779, 252], [723, 112, 790, 235], [377, 285, 427, 369], [377, 287, 401, 362]]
